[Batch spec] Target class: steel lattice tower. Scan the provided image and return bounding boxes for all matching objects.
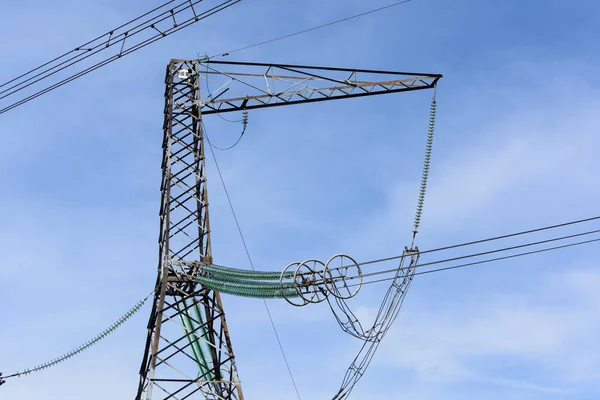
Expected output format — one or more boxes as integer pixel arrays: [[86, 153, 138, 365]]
[[136, 58, 441, 400], [136, 59, 243, 400]]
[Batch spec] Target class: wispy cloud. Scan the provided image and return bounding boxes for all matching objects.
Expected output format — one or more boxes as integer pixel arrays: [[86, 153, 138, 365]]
[[371, 268, 600, 394]]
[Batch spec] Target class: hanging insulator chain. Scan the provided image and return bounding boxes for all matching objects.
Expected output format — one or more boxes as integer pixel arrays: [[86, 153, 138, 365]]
[[1, 291, 153, 381], [242, 108, 248, 134], [413, 90, 437, 240]]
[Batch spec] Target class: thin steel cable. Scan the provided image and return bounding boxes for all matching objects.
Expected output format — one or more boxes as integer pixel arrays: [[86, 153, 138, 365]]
[[352, 236, 600, 288], [193, 216, 600, 297], [289, 225, 600, 291], [203, 124, 302, 400], [0, 0, 241, 115], [197, 217, 600, 293], [328, 228, 600, 282], [0, 0, 181, 91], [196, 229, 600, 296], [201, 63, 249, 150], [333, 215, 600, 271], [209, 0, 412, 59]]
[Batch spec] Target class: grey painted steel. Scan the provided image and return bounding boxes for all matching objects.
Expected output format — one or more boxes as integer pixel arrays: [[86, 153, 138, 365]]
[[195, 60, 441, 114]]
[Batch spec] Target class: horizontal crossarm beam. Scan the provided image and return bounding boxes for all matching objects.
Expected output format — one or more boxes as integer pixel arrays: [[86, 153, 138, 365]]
[[170, 60, 441, 114]]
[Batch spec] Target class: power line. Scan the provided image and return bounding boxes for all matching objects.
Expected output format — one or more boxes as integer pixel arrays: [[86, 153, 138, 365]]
[[334, 215, 600, 271], [354, 236, 600, 288], [209, 0, 412, 59], [0, 0, 241, 115], [1, 0, 180, 91], [354, 228, 600, 281], [203, 124, 302, 400], [0, 0, 415, 116]]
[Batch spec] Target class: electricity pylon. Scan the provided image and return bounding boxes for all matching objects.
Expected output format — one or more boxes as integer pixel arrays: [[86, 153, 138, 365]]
[[136, 59, 441, 400]]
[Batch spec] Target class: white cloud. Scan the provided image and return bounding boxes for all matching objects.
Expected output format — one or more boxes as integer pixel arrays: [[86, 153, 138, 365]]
[[373, 268, 600, 392], [348, 69, 600, 259]]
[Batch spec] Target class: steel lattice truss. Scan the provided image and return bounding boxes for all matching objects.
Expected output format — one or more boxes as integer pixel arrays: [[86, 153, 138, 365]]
[[137, 60, 243, 400], [137, 59, 441, 400], [192, 60, 441, 114]]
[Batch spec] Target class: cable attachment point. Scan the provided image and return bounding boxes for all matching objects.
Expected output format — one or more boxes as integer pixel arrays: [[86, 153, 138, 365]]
[[294, 260, 328, 304], [405, 246, 419, 257], [279, 253, 363, 306]]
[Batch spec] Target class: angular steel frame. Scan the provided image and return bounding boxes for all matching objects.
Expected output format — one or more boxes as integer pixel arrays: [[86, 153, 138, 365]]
[[136, 59, 441, 400], [195, 60, 441, 114], [136, 59, 243, 400]]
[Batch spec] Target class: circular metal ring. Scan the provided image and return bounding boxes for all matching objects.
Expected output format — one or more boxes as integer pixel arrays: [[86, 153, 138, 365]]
[[323, 254, 362, 299], [280, 262, 308, 307], [293, 259, 327, 304]]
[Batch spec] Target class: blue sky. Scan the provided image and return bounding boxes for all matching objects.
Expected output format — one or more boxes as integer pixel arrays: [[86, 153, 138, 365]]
[[1, 0, 599, 399]]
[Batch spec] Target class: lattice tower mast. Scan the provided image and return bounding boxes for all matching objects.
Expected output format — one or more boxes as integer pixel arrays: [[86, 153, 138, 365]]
[[136, 59, 243, 400]]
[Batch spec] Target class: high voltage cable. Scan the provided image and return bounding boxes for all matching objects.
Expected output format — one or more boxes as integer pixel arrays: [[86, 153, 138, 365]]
[[208, 0, 412, 59], [203, 125, 303, 400], [352, 236, 600, 289], [301, 218, 600, 285], [282, 217, 600, 291], [338, 215, 600, 270], [200, 227, 600, 295], [1, 0, 183, 91], [351, 228, 600, 281], [0, 0, 241, 115], [3, 224, 597, 384], [318, 228, 600, 286], [0, 0, 415, 115]]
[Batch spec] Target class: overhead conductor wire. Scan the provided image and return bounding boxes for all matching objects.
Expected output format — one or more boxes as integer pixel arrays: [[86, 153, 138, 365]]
[[209, 0, 412, 59], [334, 228, 600, 288], [2, 221, 597, 385], [354, 235, 600, 288], [322, 215, 600, 273], [0, 0, 242, 115], [202, 62, 249, 150], [203, 123, 302, 400], [0, 0, 413, 115], [190, 218, 600, 296]]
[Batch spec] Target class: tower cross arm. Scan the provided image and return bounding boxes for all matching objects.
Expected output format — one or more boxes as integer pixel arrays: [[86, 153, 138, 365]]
[[187, 60, 441, 114]]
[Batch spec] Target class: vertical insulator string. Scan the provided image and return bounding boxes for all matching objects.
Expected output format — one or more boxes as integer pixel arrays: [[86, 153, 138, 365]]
[[412, 88, 437, 246]]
